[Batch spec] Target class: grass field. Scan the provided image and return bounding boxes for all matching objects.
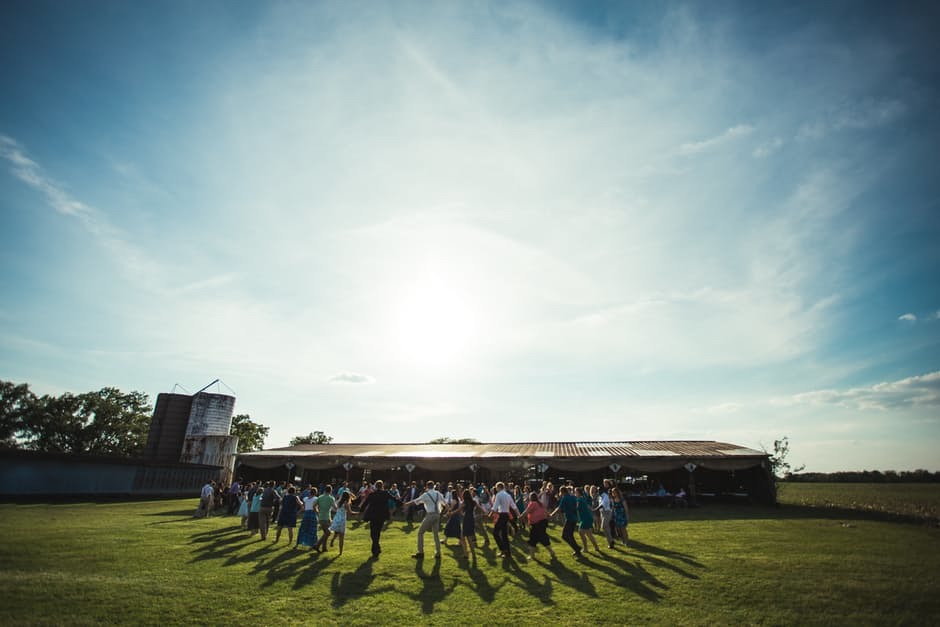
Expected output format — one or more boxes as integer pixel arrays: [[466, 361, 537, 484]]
[[778, 482, 940, 522], [1, 490, 938, 625]]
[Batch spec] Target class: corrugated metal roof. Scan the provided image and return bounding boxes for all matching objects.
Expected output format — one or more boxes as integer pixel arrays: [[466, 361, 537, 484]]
[[241, 440, 766, 460]]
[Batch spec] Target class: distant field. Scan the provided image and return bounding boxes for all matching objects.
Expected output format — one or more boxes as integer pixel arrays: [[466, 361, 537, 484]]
[[0, 496, 938, 625], [778, 482, 940, 522]]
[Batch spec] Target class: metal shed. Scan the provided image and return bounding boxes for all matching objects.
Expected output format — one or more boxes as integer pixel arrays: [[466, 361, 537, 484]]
[[236, 440, 776, 504]]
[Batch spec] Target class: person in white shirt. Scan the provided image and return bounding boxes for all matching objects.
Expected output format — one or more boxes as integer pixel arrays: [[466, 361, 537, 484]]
[[491, 481, 520, 558], [597, 480, 614, 548], [198, 481, 215, 518], [406, 480, 445, 559]]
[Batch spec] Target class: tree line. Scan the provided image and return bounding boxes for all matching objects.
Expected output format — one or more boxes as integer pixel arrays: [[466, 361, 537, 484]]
[[786, 470, 940, 483], [1, 380, 272, 457]]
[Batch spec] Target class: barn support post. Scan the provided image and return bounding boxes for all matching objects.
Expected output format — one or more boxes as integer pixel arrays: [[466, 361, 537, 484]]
[[684, 462, 697, 506]]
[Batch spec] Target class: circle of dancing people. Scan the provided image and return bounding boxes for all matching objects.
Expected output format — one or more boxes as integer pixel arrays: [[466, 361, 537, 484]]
[[210, 476, 645, 563]]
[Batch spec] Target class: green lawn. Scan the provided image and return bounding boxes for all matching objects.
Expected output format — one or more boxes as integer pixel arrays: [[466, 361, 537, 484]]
[[1, 495, 938, 625], [778, 482, 940, 522]]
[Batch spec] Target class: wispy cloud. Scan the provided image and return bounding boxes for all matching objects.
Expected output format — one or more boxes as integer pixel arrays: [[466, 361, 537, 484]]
[[832, 98, 906, 131], [170, 273, 240, 295], [0, 133, 157, 282], [327, 371, 376, 385], [677, 124, 754, 155], [2, 3, 936, 473], [784, 371, 940, 410], [797, 98, 907, 141], [537, 286, 825, 370], [0, 134, 94, 219], [703, 402, 743, 415], [753, 137, 784, 158], [369, 400, 464, 424], [896, 311, 940, 323]]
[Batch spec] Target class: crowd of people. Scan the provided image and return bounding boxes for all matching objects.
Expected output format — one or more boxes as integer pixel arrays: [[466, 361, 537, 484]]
[[196, 477, 634, 562]]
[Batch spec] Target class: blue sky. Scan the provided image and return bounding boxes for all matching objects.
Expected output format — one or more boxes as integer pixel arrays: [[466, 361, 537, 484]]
[[1, 1, 938, 471]]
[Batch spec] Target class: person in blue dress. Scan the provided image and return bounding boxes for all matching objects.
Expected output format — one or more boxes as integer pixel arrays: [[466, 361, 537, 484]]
[[459, 489, 485, 562], [296, 487, 319, 549], [274, 486, 302, 546], [610, 486, 630, 545], [443, 483, 463, 544], [328, 492, 353, 556]]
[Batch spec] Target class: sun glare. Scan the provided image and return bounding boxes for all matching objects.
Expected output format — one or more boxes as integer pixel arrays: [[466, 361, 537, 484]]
[[391, 276, 478, 369]]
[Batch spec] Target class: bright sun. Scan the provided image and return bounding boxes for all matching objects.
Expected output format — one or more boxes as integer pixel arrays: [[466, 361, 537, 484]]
[[390, 276, 478, 369]]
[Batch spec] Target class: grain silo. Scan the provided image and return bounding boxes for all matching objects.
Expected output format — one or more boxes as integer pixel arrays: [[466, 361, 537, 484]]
[[144, 380, 240, 486], [178, 381, 239, 486], [143, 392, 195, 462], [185, 391, 236, 436]]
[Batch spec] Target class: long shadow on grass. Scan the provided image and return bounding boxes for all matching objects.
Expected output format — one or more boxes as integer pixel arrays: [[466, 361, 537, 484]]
[[190, 533, 260, 563], [330, 557, 395, 607], [190, 525, 245, 541], [454, 550, 505, 603], [292, 554, 337, 589], [778, 504, 938, 527], [536, 556, 599, 599], [502, 556, 554, 606], [589, 552, 669, 601], [144, 508, 201, 517], [187, 530, 291, 567], [408, 556, 458, 614], [502, 537, 701, 603], [148, 517, 202, 525], [148, 512, 236, 526], [627, 540, 703, 572], [186, 525, 254, 560], [255, 548, 313, 588], [634, 504, 937, 526]]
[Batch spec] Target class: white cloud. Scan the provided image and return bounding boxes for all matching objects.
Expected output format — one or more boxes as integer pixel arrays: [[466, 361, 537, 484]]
[[526, 163, 859, 371], [898, 313, 917, 322], [522, 285, 831, 372], [169, 273, 240, 296], [0, 134, 93, 219], [327, 372, 376, 385], [677, 124, 754, 155], [796, 121, 827, 141], [703, 402, 743, 415], [796, 98, 907, 141], [0, 133, 158, 283], [366, 400, 465, 425], [4, 3, 934, 474], [785, 371, 940, 411], [753, 137, 784, 158], [832, 98, 906, 131]]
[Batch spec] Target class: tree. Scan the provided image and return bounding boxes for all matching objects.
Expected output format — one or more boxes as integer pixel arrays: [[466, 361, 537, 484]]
[[428, 437, 480, 444], [20, 387, 152, 457], [230, 414, 269, 453], [290, 431, 333, 446], [0, 380, 37, 448], [765, 436, 805, 500], [768, 436, 805, 479]]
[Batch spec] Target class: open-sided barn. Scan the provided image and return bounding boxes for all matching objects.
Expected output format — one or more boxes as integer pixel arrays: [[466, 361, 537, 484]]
[[236, 440, 776, 504]]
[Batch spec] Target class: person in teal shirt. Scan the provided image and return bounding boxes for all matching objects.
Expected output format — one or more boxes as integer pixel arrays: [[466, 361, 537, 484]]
[[314, 485, 336, 553], [247, 490, 263, 537], [550, 485, 583, 557], [576, 486, 601, 553]]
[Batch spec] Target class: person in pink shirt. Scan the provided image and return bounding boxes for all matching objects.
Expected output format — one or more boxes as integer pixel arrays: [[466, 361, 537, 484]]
[[521, 492, 556, 561]]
